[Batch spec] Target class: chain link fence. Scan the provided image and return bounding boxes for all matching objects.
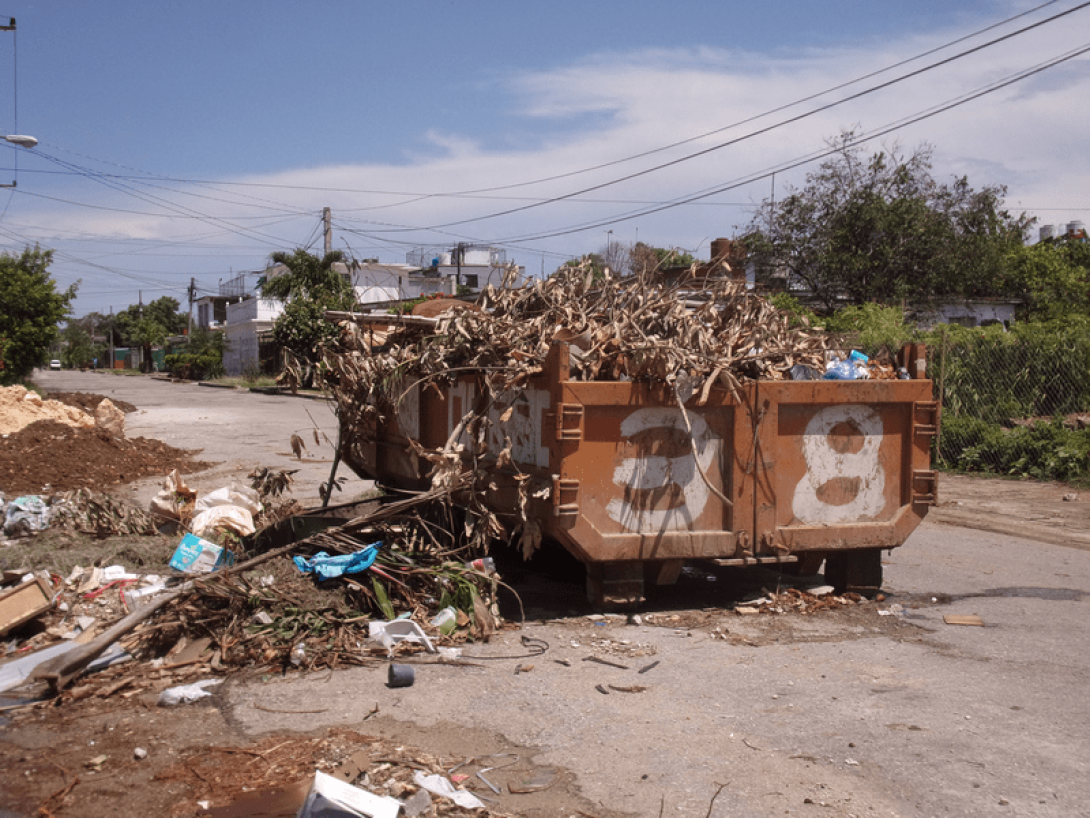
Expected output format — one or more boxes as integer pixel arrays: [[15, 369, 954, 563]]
[[930, 327, 1090, 483]]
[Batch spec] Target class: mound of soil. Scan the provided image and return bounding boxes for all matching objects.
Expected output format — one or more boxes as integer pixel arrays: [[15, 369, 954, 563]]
[[44, 390, 138, 414], [0, 419, 214, 495]]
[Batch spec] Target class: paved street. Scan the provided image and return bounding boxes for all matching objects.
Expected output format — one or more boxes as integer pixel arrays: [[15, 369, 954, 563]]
[[222, 521, 1090, 817]]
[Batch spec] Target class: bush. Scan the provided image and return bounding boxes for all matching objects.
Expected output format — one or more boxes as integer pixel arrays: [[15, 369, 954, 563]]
[[165, 353, 225, 381], [940, 415, 1090, 484], [821, 303, 918, 356], [926, 319, 1090, 424]]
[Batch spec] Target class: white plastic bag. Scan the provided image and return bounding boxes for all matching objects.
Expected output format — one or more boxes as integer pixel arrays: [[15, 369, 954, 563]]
[[157, 678, 222, 706]]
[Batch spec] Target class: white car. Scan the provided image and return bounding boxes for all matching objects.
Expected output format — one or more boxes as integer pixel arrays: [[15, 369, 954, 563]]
[[49, 359, 61, 370]]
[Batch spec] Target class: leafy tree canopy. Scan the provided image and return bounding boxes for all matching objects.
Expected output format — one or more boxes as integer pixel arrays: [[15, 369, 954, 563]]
[[628, 242, 697, 275], [1004, 238, 1090, 321], [0, 247, 76, 384], [60, 323, 96, 369], [263, 249, 353, 303], [113, 296, 186, 347], [264, 249, 357, 370], [556, 244, 698, 282], [744, 132, 1031, 311]]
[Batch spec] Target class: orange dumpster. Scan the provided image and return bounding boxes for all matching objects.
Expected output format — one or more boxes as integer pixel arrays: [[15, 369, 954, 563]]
[[339, 340, 938, 607]]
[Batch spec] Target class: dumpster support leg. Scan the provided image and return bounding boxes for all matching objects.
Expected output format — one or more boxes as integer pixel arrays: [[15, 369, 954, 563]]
[[824, 548, 883, 597], [586, 562, 645, 609]]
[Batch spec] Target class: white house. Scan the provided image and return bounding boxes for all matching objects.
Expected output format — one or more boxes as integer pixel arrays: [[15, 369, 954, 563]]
[[220, 252, 526, 375], [222, 295, 283, 376], [912, 299, 1020, 330], [406, 246, 526, 292]]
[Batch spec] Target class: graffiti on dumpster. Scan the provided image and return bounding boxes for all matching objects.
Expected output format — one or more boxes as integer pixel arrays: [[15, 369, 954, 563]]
[[607, 407, 719, 532], [792, 404, 885, 524]]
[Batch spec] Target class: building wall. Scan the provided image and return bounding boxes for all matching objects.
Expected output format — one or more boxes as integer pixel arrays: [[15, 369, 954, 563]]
[[222, 297, 283, 376], [914, 301, 1018, 330], [432, 263, 525, 291]]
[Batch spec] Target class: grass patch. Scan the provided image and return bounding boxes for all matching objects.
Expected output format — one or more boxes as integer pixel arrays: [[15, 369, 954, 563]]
[[0, 529, 180, 577]]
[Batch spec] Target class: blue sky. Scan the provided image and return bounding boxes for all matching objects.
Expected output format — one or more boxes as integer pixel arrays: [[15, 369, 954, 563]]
[[0, 0, 1087, 317]]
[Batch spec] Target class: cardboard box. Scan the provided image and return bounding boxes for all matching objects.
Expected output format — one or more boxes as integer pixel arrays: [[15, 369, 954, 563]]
[[0, 576, 54, 636], [169, 533, 234, 574]]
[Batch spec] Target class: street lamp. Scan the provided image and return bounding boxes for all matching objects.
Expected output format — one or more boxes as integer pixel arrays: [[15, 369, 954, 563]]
[[1, 133, 37, 188]]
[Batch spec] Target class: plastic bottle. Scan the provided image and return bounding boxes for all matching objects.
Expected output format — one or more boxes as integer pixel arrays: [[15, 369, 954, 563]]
[[465, 557, 496, 574], [823, 360, 857, 380], [431, 606, 458, 635]]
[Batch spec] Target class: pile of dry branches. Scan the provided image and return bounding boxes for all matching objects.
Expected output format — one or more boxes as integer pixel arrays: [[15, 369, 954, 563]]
[[325, 263, 832, 418]]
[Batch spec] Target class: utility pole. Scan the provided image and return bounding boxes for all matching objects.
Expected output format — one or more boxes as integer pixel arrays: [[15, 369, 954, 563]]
[[109, 306, 114, 370], [323, 207, 332, 256], [187, 277, 195, 338], [454, 242, 464, 293]]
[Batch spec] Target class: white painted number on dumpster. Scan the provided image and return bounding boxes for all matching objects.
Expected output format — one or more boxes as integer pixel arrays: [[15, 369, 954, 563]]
[[606, 408, 719, 532], [792, 405, 885, 524]]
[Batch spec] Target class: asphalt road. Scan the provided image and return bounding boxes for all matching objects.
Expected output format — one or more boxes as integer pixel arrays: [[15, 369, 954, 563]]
[[217, 521, 1089, 818], [25, 370, 1090, 817]]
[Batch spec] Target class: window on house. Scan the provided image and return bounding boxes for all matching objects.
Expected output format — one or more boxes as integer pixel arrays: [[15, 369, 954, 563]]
[[463, 274, 479, 289]]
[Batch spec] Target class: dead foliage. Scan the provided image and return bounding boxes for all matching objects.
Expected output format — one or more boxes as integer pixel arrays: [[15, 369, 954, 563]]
[[319, 263, 839, 560]]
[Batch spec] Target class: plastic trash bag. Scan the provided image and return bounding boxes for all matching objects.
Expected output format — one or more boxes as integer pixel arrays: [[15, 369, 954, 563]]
[[190, 505, 256, 538], [157, 678, 222, 706], [3, 495, 52, 537], [194, 484, 262, 516], [292, 543, 382, 581], [190, 484, 263, 537], [149, 469, 196, 522], [823, 360, 858, 380], [412, 771, 485, 810]]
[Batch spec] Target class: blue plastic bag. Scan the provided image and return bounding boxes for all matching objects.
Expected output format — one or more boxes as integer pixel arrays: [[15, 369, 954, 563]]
[[293, 542, 383, 581], [823, 360, 858, 380]]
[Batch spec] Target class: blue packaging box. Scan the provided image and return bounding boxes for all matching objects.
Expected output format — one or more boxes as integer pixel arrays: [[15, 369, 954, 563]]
[[169, 533, 235, 574]]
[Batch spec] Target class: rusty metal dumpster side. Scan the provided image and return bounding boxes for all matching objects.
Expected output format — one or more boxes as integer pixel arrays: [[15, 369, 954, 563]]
[[753, 379, 938, 552], [341, 341, 938, 605]]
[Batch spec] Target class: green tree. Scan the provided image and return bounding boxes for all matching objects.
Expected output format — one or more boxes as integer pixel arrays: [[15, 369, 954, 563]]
[[0, 247, 76, 384], [131, 317, 168, 373], [1004, 239, 1090, 321], [264, 249, 356, 380], [744, 132, 1030, 311], [60, 322, 95, 369], [113, 296, 185, 348]]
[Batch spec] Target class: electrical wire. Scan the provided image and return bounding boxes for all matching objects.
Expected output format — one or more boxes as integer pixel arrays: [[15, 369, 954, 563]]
[[491, 39, 1090, 244], [408, 1, 1090, 233]]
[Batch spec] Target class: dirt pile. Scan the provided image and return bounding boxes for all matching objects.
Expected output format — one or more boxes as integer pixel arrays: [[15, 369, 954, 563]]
[[0, 419, 214, 494], [0, 385, 95, 435], [43, 390, 138, 415], [0, 389, 215, 495], [0, 390, 212, 495]]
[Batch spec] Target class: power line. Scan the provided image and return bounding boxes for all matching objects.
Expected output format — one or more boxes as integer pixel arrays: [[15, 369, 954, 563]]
[[406, 1, 1090, 234], [492, 40, 1090, 244]]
